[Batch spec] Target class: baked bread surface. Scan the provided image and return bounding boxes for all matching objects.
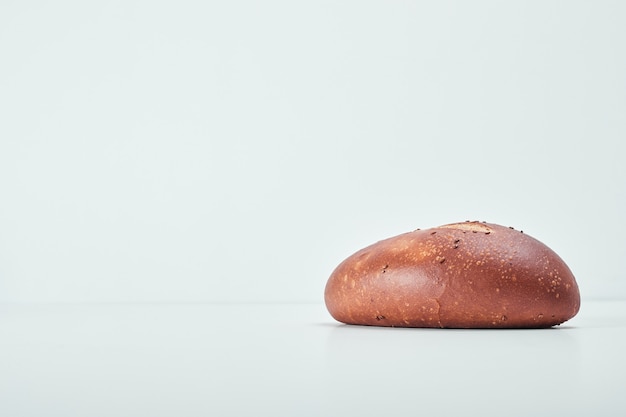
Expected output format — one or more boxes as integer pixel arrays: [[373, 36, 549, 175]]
[[324, 221, 580, 328]]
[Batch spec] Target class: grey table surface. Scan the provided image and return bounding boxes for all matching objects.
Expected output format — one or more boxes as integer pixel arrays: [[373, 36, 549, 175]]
[[1, 300, 624, 417]]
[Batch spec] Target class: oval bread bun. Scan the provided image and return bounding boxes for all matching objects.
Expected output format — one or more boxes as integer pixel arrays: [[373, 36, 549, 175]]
[[324, 221, 580, 328]]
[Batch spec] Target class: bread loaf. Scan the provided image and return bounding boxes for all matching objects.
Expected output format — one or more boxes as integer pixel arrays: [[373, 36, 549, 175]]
[[324, 221, 580, 328]]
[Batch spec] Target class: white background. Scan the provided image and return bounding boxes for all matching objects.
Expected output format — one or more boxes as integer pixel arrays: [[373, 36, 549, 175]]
[[1, 0, 625, 303], [1, 302, 625, 417]]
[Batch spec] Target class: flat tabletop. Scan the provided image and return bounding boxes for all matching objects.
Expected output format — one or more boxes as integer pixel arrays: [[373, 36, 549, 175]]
[[1, 300, 624, 417]]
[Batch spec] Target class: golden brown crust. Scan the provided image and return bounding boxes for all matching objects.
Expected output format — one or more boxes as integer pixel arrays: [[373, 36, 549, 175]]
[[324, 221, 580, 328]]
